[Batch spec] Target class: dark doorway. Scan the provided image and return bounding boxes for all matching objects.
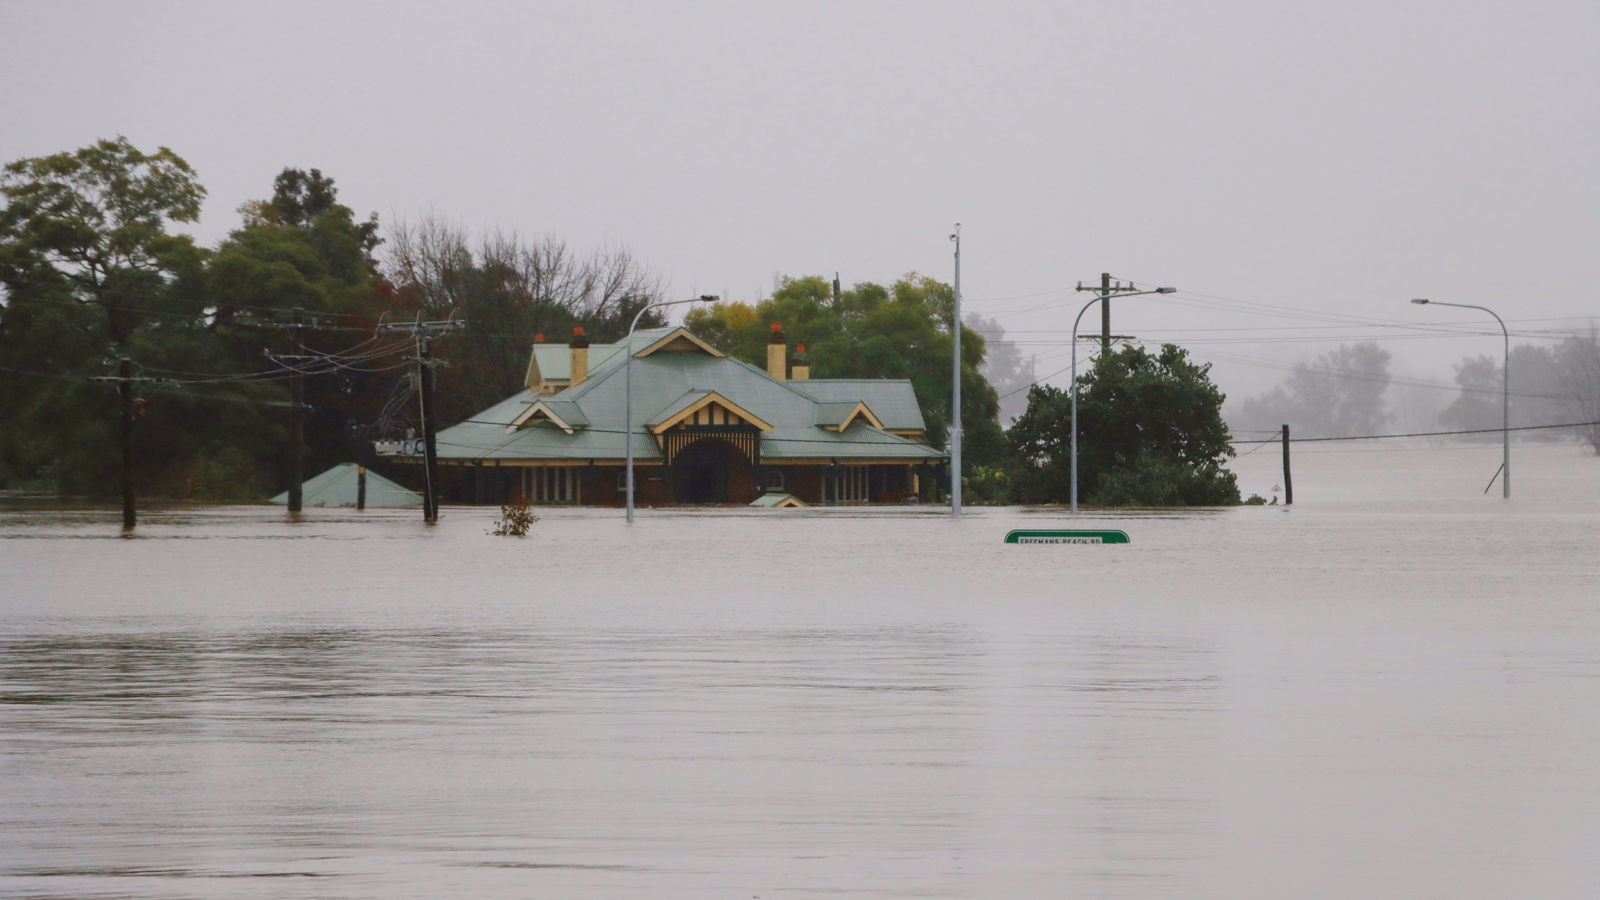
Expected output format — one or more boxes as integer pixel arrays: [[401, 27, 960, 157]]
[[674, 440, 730, 503]]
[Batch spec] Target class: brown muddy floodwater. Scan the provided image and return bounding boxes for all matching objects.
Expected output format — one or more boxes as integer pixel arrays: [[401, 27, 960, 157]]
[[2, 441, 1599, 898]]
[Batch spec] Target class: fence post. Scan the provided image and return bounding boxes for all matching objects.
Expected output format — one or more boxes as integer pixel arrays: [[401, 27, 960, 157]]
[[1282, 424, 1293, 505]]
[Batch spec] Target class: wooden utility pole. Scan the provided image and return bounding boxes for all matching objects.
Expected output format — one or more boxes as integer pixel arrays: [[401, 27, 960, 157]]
[[236, 310, 366, 514], [377, 315, 465, 523], [288, 308, 305, 513], [89, 360, 165, 530], [1282, 423, 1293, 505], [118, 358, 136, 529], [418, 337, 440, 521], [1100, 272, 1113, 354]]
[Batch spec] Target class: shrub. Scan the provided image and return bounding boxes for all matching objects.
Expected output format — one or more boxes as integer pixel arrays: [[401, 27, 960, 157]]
[[492, 497, 538, 536]]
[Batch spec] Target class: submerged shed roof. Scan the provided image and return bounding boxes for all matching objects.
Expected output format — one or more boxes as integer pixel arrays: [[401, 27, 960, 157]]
[[269, 463, 422, 508]]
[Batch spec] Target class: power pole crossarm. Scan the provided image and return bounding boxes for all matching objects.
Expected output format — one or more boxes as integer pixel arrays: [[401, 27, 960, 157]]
[[376, 315, 467, 522]]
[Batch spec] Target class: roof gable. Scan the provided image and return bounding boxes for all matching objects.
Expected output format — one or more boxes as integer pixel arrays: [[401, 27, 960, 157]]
[[508, 398, 589, 433], [813, 400, 885, 431], [634, 326, 725, 358], [647, 389, 775, 434]]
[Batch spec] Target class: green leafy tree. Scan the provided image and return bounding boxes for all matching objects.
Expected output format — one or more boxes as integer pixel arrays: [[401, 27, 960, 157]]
[[0, 137, 284, 496], [209, 168, 396, 483], [684, 273, 1005, 466], [1009, 344, 1239, 506]]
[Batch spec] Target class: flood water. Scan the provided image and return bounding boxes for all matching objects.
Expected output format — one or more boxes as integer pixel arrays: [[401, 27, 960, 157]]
[[3, 442, 1599, 898]]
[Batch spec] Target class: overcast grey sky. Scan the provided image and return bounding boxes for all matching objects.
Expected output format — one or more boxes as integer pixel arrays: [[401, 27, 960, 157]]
[[3, 0, 1595, 396]]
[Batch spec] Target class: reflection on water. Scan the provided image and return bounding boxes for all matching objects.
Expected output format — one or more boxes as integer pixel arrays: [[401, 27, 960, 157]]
[[2, 443, 1599, 898]]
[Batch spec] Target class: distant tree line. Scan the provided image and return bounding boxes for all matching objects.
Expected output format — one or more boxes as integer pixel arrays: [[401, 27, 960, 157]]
[[1230, 336, 1600, 452]]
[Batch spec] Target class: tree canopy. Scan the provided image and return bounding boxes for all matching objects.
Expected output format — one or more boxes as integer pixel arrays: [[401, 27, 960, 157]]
[[1008, 344, 1239, 506], [685, 274, 1005, 464]]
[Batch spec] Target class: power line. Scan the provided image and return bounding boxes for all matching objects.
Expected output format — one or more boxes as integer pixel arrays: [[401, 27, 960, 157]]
[[1227, 419, 1600, 444]]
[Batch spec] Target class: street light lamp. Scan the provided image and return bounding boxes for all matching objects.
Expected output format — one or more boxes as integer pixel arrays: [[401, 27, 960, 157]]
[[625, 295, 717, 523], [1410, 298, 1510, 498], [1069, 285, 1175, 513]]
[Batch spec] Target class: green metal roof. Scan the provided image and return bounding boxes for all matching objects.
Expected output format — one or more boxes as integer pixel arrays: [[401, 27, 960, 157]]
[[413, 327, 944, 464], [787, 379, 928, 431], [269, 463, 422, 508], [811, 400, 863, 427], [644, 389, 716, 428], [534, 398, 588, 427], [529, 329, 672, 381]]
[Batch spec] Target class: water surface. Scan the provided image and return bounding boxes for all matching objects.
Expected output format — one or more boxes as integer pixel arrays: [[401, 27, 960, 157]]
[[3, 442, 1598, 898]]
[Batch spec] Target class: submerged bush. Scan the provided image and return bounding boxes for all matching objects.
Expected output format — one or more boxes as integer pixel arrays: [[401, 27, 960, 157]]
[[492, 497, 538, 536]]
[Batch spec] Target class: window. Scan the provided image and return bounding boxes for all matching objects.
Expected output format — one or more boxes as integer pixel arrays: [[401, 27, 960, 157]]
[[764, 469, 785, 492], [824, 465, 870, 503], [524, 466, 578, 504]]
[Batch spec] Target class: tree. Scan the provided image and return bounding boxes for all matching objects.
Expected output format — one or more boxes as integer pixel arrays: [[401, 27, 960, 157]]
[[382, 214, 665, 425], [1439, 345, 1566, 438], [1554, 328, 1600, 453], [207, 167, 395, 485], [1232, 342, 1391, 438], [684, 273, 1005, 466], [0, 137, 259, 496], [1009, 344, 1239, 506], [966, 313, 1034, 428], [0, 136, 205, 349]]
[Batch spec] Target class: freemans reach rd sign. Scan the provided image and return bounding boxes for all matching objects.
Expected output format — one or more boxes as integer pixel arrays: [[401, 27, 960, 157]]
[[1004, 530, 1131, 545]]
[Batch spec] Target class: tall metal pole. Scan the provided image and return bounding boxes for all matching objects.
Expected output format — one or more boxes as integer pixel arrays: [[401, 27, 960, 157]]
[[950, 225, 962, 515], [288, 308, 304, 513], [626, 296, 717, 524], [1069, 297, 1097, 514], [1410, 299, 1510, 498]]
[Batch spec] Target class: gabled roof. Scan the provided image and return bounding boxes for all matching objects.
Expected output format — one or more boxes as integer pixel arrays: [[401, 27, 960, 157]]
[[508, 398, 589, 433], [646, 389, 774, 433], [269, 463, 422, 508], [812, 400, 884, 431], [787, 379, 927, 432], [634, 326, 724, 358], [750, 492, 807, 508], [527, 342, 630, 382]]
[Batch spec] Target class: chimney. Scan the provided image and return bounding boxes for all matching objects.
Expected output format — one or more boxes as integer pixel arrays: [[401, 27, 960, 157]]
[[569, 326, 589, 387], [790, 344, 810, 380], [523, 331, 546, 389], [767, 322, 787, 381]]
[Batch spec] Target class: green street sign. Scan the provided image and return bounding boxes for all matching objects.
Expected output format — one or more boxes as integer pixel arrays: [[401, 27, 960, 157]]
[[1004, 529, 1130, 545]]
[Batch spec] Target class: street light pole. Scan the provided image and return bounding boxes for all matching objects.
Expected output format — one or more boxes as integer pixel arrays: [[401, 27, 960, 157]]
[[626, 295, 717, 523], [1411, 298, 1510, 499], [950, 224, 962, 515], [1069, 284, 1175, 513]]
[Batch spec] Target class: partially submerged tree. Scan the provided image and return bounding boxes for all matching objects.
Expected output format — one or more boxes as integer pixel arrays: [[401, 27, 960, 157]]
[[0, 136, 235, 495], [1009, 344, 1239, 506]]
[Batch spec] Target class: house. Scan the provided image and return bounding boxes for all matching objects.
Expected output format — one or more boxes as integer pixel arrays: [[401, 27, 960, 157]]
[[376, 323, 946, 506]]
